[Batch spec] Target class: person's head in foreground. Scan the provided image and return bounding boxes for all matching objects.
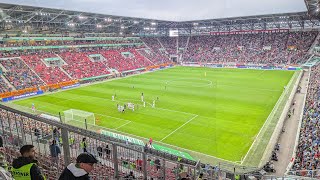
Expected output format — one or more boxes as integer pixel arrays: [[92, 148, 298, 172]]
[[59, 152, 98, 180], [20, 145, 36, 159], [76, 152, 98, 173]]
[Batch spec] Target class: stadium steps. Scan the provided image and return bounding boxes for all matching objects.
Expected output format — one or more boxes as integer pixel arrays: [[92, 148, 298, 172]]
[[59, 67, 73, 79], [135, 49, 156, 65], [54, 54, 75, 79], [157, 38, 169, 54], [54, 54, 69, 66], [180, 36, 190, 61], [0, 75, 16, 91], [19, 57, 47, 85], [0, 63, 8, 73], [137, 40, 160, 64]]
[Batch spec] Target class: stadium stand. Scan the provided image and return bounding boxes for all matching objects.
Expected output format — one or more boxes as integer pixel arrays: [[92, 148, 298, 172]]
[[20, 53, 71, 84], [0, 31, 316, 91], [59, 50, 110, 79], [182, 32, 318, 64], [0, 76, 11, 93], [158, 37, 178, 55], [291, 65, 320, 177], [0, 39, 142, 47], [99, 48, 153, 72], [0, 58, 45, 90], [141, 37, 171, 63], [0, 105, 212, 180]]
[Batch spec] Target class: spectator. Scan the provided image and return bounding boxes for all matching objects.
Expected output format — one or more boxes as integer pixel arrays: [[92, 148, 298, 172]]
[[0, 135, 3, 147], [52, 128, 60, 144], [197, 173, 204, 180], [97, 145, 102, 157], [34, 128, 40, 139], [105, 145, 111, 158], [81, 138, 87, 153], [136, 157, 143, 171], [59, 152, 98, 180], [49, 140, 61, 166], [11, 144, 45, 180], [155, 158, 161, 171], [124, 171, 136, 180]]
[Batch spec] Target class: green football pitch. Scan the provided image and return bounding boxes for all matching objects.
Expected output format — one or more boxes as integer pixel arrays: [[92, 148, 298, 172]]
[[11, 66, 294, 162]]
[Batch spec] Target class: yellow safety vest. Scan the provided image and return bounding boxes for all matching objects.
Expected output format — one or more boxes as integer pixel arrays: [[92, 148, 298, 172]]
[[80, 141, 86, 148], [11, 163, 46, 180], [11, 163, 34, 180]]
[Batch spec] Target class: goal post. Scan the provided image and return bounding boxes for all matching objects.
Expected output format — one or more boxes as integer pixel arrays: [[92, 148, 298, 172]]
[[63, 109, 96, 127]]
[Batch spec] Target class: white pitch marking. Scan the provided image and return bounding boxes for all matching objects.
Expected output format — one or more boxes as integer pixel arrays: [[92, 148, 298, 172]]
[[160, 114, 198, 142]]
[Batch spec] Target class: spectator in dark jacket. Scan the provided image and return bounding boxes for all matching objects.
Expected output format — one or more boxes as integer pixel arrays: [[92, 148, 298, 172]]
[[11, 144, 45, 180], [50, 140, 61, 166], [124, 171, 136, 179], [59, 152, 98, 180], [0, 136, 3, 147], [97, 145, 103, 157], [50, 140, 61, 158]]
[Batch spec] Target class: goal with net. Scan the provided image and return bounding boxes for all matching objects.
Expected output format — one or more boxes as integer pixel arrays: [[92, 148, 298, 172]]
[[63, 109, 96, 127]]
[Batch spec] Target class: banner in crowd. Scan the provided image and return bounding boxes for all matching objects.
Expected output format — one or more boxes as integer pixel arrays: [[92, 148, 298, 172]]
[[99, 129, 145, 146], [61, 83, 80, 90], [209, 29, 289, 35], [99, 129, 194, 160], [2, 90, 44, 102], [39, 114, 60, 122], [182, 62, 301, 70], [152, 144, 194, 160]]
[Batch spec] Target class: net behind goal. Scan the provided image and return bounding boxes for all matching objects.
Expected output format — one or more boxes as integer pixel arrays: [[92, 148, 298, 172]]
[[63, 109, 96, 126]]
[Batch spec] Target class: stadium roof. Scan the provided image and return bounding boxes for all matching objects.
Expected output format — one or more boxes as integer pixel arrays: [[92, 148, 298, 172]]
[[305, 0, 320, 15], [0, 2, 319, 35], [0, 0, 307, 21]]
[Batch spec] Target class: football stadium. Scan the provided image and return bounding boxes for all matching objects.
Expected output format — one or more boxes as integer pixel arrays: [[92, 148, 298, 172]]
[[0, 0, 319, 179]]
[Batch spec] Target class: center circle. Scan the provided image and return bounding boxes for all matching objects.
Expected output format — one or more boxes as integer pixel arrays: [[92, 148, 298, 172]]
[[165, 78, 213, 87]]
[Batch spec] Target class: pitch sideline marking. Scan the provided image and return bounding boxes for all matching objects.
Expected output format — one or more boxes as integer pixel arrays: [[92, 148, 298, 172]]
[[160, 114, 198, 142], [114, 121, 132, 130], [240, 71, 299, 165], [156, 107, 197, 116], [165, 78, 213, 88]]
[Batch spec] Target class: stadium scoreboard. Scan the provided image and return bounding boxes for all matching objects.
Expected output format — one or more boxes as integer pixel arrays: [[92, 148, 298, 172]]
[[169, 29, 179, 37]]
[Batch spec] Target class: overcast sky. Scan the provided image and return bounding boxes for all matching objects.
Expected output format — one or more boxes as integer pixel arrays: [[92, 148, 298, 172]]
[[0, 0, 307, 21]]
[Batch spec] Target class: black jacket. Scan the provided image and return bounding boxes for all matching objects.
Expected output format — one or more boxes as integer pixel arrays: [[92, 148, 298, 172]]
[[59, 163, 90, 180], [0, 136, 3, 147], [12, 156, 45, 180]]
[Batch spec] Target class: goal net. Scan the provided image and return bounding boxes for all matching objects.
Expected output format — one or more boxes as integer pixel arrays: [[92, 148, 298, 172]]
[[63, 109, 96, 127]]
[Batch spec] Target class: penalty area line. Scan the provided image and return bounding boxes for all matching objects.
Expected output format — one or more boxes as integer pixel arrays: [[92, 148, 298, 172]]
[[160, 114, 198, 142]]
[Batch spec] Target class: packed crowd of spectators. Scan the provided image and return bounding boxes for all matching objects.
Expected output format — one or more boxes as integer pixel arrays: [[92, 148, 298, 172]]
[[0, 76, 11, 93], [59, 50, 110, 79], [0, 31, 318, 93], [20, 53, 71, 84], [141, 37, 171, 63], [0, 58, 44, 90], [0, 39, 142, 47], [100, 48, 153, 72], [158, 37, 177, 55], [292, 65, 320, 175], [182, 31, 318, 65]]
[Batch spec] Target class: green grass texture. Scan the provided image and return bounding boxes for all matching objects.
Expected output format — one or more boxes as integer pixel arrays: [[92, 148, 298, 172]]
[[12, 66, 294, 162]]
